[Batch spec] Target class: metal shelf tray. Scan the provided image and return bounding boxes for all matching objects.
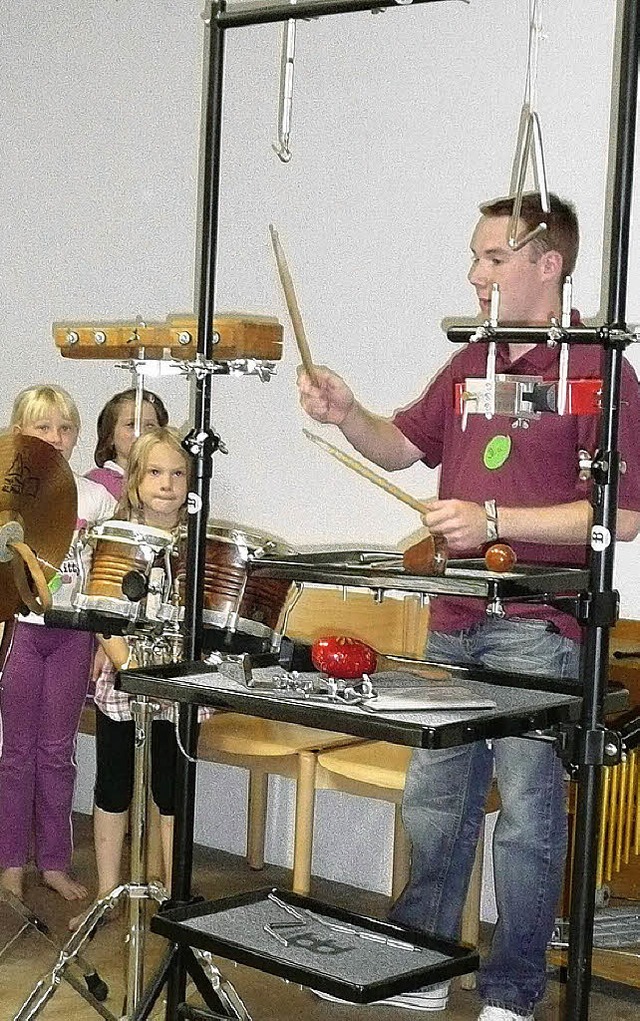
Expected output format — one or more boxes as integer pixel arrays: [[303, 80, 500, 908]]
[[251, 548, 589, 599], [118, 661, 596, 749], [150, 887, 478, 1002]]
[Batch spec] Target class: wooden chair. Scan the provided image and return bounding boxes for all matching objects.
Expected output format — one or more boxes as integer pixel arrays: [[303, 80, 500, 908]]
[[313, 739, 501, 988], [197, 585, 430, 892]]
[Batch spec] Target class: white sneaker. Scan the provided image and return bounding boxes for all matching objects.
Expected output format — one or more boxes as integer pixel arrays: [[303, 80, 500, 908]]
[[477, 1006, 534, 1021], [313, 981, 449, 1010]]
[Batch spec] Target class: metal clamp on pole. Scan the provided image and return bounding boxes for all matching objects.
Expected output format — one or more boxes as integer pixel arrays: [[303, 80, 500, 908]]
[[555, 724, 623, 771], [574, 590, 620, 629]]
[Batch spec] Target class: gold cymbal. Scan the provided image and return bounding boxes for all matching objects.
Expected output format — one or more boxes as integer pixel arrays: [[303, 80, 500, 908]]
[[0, 433, 77, 620]]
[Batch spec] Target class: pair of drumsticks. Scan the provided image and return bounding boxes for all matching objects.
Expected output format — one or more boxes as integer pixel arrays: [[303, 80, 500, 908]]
[[269, 224, 426, 519], [270, 228, 520, 578]]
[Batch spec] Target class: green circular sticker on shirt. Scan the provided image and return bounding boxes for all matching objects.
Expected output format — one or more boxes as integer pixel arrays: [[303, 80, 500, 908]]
[[47, 573, 63, 594], [483, 434, 512, 470]]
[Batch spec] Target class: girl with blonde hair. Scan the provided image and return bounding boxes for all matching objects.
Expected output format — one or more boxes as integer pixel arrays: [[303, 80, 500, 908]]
[[87, 427, 193, 910], [0, 385, 115, 902]]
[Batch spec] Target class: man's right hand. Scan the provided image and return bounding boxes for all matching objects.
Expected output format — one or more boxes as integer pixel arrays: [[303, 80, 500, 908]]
[[297, 365, 356, 426]]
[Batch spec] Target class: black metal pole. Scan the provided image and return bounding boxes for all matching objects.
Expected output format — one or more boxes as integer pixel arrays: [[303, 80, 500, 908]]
[[217, 0, 457, 30], [565, 2, 639, 1019], [165, 4, 226, 1017]]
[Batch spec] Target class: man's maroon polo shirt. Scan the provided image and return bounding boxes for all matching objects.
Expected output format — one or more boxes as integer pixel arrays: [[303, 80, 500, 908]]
[[393, 339, 640, 640]]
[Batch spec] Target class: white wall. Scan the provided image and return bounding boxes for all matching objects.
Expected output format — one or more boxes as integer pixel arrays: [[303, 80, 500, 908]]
[[6, 0, 640, 899]]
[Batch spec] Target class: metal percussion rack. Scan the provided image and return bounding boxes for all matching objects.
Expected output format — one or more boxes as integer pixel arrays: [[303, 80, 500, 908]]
[[117, 2, 640, 1021], [251, 548, 590, 615]]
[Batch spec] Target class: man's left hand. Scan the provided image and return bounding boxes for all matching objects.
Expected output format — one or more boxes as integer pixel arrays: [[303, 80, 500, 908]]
[[421, 499, 486, 551]]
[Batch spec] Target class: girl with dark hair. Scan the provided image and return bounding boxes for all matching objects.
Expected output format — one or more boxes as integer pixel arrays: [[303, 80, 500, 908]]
[[86, 389, 169, 499]]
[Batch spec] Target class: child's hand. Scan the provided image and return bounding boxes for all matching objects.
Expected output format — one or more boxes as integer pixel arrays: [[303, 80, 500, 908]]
[[97, 634, 133, 670], [91, 645, 109, 683]]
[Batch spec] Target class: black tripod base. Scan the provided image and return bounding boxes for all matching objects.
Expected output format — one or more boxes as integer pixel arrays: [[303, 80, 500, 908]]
[[177, 1008, 233, 1021], [129, 941, 249, 1021]]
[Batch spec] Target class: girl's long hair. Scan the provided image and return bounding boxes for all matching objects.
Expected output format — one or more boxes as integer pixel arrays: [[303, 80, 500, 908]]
[[117, 426, 190, 527], [94, 388, 168, 467]]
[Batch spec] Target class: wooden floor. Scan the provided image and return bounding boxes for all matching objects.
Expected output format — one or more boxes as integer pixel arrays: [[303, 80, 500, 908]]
[[1, 814, 639, 1021]]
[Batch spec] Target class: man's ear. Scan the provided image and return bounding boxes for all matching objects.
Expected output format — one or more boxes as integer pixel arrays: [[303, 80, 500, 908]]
[[540, 249, 563, 283]]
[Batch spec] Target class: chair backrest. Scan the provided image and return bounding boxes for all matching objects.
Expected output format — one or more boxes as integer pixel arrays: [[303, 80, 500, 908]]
[[284, 585, 430, 658]]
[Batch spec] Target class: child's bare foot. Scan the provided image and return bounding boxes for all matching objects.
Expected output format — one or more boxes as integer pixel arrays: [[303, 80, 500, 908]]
[[41, 870, 88, 901], [0, 867, 24, 899]]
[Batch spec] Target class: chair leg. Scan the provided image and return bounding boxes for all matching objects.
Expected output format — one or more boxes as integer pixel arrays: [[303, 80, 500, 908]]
[[391, 803, 411, 901], [458, 824, 485, 990], [247, 770, 269, 870], [291, 751, 317, 895]]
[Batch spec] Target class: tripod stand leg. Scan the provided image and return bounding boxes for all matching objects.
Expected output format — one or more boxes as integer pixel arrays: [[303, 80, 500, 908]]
[[130, 943, 178, 1021], [0, 921, 30, 962], [184, 946, 252, 1021], [2, 886, 115, 1019], [12, 920, 120, 1021]]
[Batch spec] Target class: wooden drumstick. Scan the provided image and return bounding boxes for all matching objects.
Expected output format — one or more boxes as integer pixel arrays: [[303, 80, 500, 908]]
[[269, 224, 319, 384], [303, 428, 426, 515]]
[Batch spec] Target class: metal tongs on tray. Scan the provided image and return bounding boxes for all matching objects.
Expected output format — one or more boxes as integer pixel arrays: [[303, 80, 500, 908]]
[[246, 669, 377, 705]]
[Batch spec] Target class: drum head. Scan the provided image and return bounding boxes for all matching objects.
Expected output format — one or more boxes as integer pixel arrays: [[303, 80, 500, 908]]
[[179, 520, 296, 561], [88, 519, 175, 550]]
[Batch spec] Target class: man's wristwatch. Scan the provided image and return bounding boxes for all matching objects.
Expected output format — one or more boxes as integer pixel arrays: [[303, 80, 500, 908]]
[[484, 499, 499, 542]]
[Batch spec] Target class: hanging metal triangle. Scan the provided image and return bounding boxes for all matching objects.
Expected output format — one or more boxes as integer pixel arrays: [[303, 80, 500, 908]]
[[508, 102, 551, 251]]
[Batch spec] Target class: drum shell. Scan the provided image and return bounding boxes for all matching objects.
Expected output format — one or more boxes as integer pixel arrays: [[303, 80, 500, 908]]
[[87, 539, 157, 601], [174, 525, 295, 640], [76, 520, 175, 619]]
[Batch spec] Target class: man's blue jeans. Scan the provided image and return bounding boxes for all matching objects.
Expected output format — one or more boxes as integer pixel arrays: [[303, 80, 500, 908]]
[[390, 619, 580, 1017]]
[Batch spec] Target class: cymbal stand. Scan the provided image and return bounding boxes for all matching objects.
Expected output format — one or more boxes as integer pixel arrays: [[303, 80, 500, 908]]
[[0, 886, 109, 1017], [12, 680, 165, 1021]]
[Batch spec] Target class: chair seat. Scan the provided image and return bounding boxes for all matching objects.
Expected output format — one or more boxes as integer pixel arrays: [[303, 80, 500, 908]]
[[199, 713, 359, 759], [317, 742, 412, 791], [317, 741, 502, 811]]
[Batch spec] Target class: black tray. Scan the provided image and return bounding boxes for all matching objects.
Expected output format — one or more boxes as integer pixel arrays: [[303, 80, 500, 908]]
[[150, 887, 478, 1002], [118, 661, 594, 748], [251, 548, 589, 599]]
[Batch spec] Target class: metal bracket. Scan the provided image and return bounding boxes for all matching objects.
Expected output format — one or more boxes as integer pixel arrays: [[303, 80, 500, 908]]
[[574, 590, 619, 628], [182, 427, 228, 458], [555, 724, 623, 769]]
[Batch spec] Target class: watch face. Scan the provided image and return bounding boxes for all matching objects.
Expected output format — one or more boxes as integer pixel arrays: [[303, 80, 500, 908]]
[[483, 434, 512, 470]]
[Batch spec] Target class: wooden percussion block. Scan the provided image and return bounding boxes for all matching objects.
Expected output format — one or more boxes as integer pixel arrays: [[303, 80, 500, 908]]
[[53, 321, 195, 359], [53, 313, 283, 361]]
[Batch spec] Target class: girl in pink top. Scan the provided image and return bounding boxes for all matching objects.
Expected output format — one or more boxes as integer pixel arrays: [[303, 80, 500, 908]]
[[85, 388, 169, 500]]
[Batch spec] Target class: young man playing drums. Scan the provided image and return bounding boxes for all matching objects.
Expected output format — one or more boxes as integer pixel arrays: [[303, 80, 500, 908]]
[[298, 193, 640, 1021]]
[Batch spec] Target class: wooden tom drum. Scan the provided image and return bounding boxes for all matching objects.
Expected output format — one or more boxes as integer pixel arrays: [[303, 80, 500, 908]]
[[75, 520, 175, 619], [174, 522, 296, 643]]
